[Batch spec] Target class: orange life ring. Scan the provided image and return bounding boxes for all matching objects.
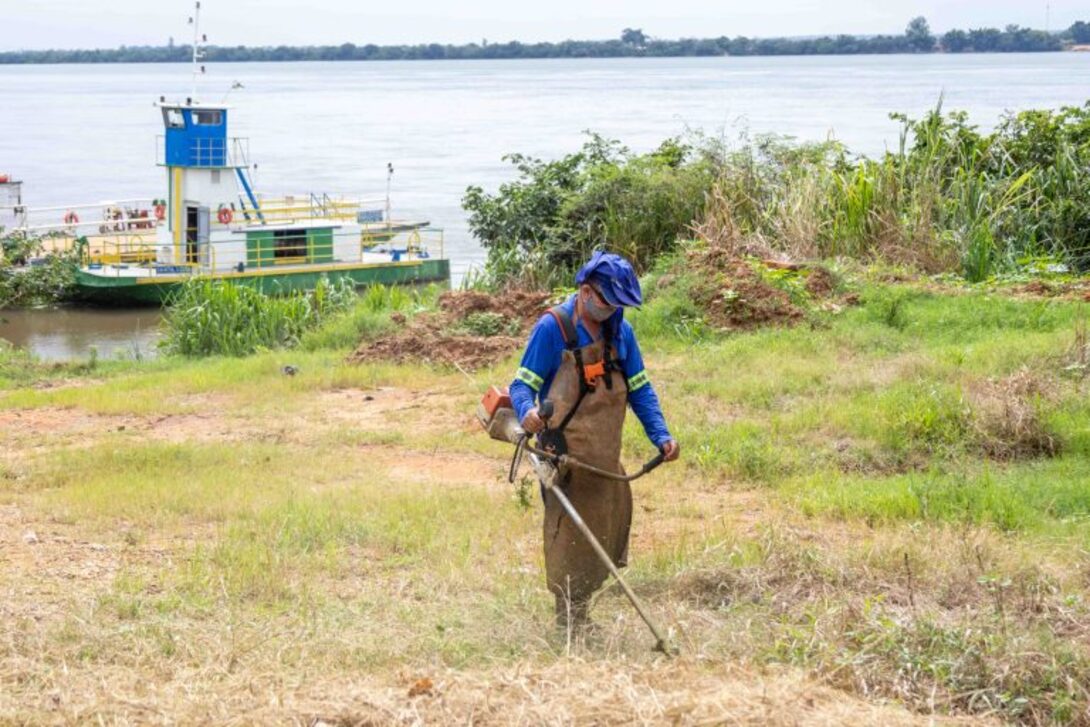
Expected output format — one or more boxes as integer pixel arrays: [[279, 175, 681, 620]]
[[63, 211, 79, 225], [154, 202, 166, 220], [217, 206, 233, 224]]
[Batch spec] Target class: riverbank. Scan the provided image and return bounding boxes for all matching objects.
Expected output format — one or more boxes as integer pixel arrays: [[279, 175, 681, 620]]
[[2, 267, 1089, 723]]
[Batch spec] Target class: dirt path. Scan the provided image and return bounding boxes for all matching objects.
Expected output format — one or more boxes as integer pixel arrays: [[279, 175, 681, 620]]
[[0, 385, 469, 443]]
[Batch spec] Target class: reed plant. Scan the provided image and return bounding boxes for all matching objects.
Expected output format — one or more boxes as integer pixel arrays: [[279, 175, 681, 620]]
[[159, 276, 356, 357]]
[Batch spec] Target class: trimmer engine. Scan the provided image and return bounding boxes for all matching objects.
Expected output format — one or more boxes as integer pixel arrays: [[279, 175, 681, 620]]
[[476, 385, 524, 444]]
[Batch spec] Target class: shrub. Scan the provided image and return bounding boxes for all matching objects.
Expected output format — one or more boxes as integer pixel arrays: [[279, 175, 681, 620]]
[[0, 233, 81, 307], [463, 135, 720, 290]]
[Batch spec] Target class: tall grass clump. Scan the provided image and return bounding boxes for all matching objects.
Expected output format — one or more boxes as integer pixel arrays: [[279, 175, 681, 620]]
[[160, 276, 356, 357], [698, 105, 1078, 282], [300, 282, 434, 351]]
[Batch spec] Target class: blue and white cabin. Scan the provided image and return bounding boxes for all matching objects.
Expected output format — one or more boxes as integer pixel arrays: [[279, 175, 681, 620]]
[[155, 99, 265, 270]]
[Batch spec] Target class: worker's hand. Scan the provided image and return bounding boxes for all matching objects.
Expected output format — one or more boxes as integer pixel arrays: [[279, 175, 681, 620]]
[[661, 439, 680, 462], [522, 407, 545, 434]]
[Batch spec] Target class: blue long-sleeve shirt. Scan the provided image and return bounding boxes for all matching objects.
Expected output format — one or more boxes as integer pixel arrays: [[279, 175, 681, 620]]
[[509, 294, 672, 448]]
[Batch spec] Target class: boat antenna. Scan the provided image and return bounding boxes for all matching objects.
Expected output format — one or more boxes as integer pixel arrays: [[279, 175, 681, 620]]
[[188, 1, 207, 100], [385, 162, 394, 224]]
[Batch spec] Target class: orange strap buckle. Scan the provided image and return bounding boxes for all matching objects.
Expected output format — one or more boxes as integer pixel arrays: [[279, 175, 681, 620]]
[[583, 360, 606, 386]]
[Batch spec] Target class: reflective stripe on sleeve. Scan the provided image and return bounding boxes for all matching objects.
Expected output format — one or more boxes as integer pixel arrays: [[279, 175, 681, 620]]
[[516, 367, 544, 391], [627, 369, 650, 392]]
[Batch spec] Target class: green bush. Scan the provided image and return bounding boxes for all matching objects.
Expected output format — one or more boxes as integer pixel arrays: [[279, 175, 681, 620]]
[[454, 311, 521, 337], [0, 233, 81, 307], [300, 283, 435, 352], [463, 135, 719, 289]]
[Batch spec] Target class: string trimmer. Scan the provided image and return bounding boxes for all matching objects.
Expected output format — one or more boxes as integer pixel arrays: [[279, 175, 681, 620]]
[[478, 386, 677, 655]]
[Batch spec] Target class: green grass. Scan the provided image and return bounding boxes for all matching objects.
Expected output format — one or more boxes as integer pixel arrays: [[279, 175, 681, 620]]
[[785, 457, 1090, 532], [645, 284, 1085, 487]]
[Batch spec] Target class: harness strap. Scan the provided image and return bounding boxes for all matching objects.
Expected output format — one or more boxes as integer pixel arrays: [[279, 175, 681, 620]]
[[555, 347, 590, 432], [548, 306, 578, 349], [544, 305, 625, 432], [545, 306, 590, 433]]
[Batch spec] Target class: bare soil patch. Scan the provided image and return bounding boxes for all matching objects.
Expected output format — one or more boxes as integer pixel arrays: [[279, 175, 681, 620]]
[[0, 387, 476, 450], [314, 386, 473, 437], [0, 504, 207, 625], [1013, 278, 1090, 301]]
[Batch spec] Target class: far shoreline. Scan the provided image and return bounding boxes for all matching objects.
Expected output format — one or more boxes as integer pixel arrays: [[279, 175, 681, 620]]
[[3, 49, 1090, 68]]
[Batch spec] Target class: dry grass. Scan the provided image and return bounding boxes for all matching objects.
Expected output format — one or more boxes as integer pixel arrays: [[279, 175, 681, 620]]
[[0, 658, 977, 726], [968, 368, 1061, 460]]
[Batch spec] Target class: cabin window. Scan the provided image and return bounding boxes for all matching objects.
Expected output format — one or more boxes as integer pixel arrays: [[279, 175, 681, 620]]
[[211, 170, 221, 184], [273, 229, 307, 261], [162, 108, 185, 128], [193, 110, 223, 126]]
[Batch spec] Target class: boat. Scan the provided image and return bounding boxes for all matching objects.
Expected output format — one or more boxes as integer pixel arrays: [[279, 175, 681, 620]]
[[4, 4, 449, 305]]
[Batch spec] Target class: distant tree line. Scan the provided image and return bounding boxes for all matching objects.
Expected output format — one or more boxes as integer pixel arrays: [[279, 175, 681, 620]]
[[1, 18, 1086, 65]]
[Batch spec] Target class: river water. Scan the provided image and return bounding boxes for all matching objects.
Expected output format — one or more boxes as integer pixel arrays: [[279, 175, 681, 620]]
[[1, 307, 161, 361], [1, 54, 1088, 359]]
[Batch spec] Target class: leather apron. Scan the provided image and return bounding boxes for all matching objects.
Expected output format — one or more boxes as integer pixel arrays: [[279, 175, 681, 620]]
[[541, 337, 631, 619]]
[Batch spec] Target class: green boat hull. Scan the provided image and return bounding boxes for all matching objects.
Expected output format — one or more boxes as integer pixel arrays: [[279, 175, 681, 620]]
[[75, 258, 451, 305]]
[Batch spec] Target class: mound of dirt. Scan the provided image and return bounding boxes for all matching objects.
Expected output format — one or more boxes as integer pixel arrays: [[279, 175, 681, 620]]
[[682, 246, 849, 331], [436, 289, 553, 325], [803, 266, 838, 297], [695, 259, 804, 329], [348, 290, 555, 371]]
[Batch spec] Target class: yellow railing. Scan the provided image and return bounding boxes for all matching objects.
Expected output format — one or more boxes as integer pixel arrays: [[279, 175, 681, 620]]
[[223, 195, 378, 227], [225, 202, 361, 226], [248, 237, 323, 267], [81, 239, 207, 277]]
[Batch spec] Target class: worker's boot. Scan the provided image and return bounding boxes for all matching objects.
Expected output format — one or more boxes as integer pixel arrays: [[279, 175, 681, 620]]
[[554, 593, 592, 632]]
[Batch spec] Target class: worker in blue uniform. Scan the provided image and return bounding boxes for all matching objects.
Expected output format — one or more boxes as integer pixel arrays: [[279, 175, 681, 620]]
[[509, 251, 679, 627]]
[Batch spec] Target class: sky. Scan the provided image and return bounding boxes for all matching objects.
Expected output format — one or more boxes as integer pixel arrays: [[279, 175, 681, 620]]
[[0, 0, 1084, 52]]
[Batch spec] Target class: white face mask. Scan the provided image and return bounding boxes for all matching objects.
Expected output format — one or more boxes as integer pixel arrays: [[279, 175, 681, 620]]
[[583, 289, 618, 322]]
